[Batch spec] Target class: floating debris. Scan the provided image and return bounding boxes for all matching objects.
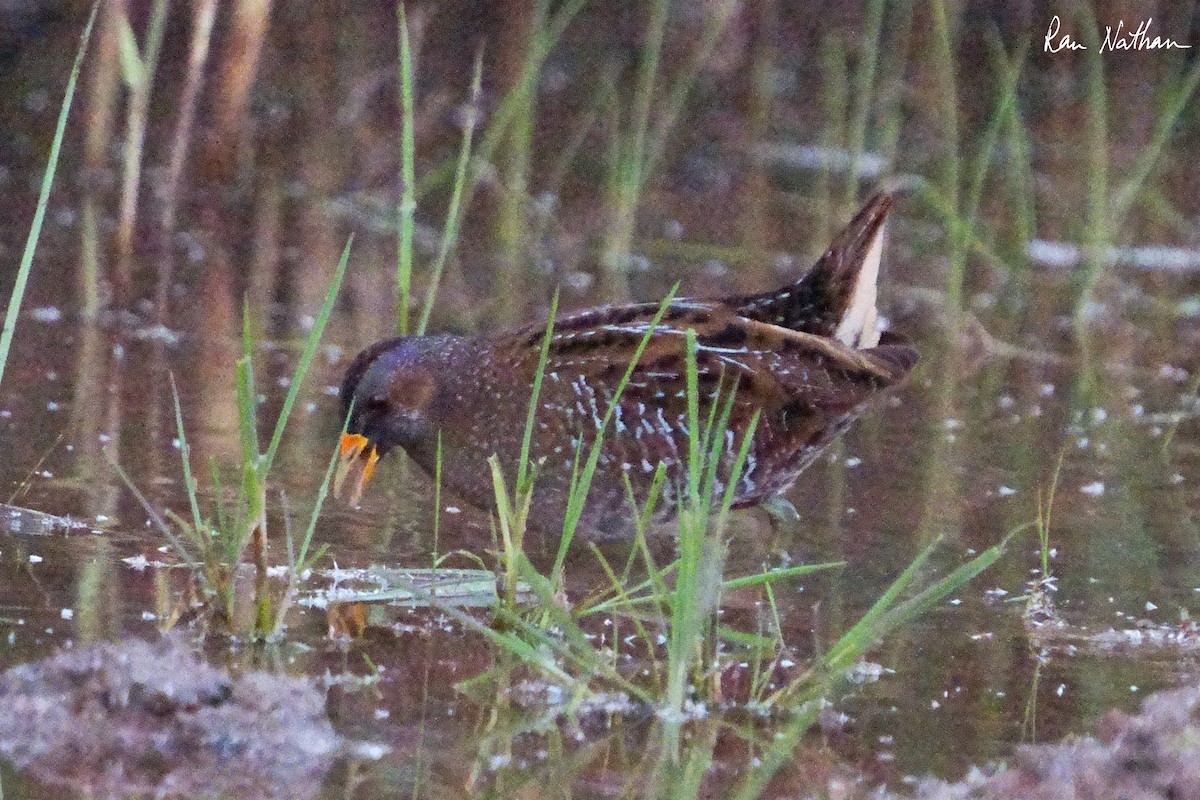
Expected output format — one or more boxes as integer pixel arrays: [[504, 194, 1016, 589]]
[[1029, 607, 1200, 656], [300, 566, 531, 610], [131, 323, 182, 345], [0, 504, 92, 537], [847, 661, 888, 684]]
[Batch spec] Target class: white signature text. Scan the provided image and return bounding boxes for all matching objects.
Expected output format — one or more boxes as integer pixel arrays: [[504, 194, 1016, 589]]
[[1044, 15, 1191, 53]]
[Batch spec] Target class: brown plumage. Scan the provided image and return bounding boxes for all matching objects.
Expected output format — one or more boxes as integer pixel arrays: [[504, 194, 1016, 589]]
[[335, 193, 918, 539]]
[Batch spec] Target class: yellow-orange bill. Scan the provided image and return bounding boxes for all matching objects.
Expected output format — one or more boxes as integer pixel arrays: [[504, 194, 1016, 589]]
[[333, 433, 379, 508]]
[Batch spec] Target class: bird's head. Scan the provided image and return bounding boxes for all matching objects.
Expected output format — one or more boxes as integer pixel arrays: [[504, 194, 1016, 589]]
[[334, 337, 440, 507]]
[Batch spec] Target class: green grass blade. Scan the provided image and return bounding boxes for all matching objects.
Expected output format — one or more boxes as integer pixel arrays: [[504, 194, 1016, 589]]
[[866, 533, 1012, 645], [237, 296, 260, 473], [824, 535, 941, 666], [108, 452, 206, 588], [516, 291, 560, 491], [385, 573, 576, 685], [488, 455, 519, 608], [0, 2, 98, 389], [296, 408, 353, 570], [622, 0, 670, 206], [169, 373, 204, 536], [986, 30, 1036, 260], [1074, 1, 1109, 323], [432, 430, 443, 563], [115, 12, 145, 88], [844, 0, 886, 201], [701, 386, 740, 512], [510, 557, 649, 700], [721, 562, 843, 592], [461, 0, 588, 212], [235, 357, 258, 475], [684, 330, 701, 505], [714, 410, 755, 520], [643, 2, 735, 187], [209, 456, 228, 535], [929, 0, 963, 318], [417, 51, 483, 336], [1110, 56, 1200, 228], [263, 235, 353, 474], [960, 39, 1026, 265], [735, 536, 1009, 800], [396, 3, 416, 335]]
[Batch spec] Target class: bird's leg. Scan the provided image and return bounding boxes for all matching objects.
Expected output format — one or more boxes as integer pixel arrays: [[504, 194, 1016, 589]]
[[760, 496, 802, 552]]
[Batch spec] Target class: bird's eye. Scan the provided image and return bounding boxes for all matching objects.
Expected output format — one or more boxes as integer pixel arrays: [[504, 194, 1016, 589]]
[[363, 396, 391, 415]]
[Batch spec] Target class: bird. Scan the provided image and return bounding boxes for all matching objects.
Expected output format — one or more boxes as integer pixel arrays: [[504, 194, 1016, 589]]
[[334, 192, 918, 540]]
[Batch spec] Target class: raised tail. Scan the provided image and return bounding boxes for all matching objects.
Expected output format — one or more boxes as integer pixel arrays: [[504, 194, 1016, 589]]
[[731, 192, 893, 348]]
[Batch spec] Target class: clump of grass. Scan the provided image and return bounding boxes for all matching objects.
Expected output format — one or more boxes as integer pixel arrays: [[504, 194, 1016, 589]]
[[460, 299, 1009, 774], [393, 0, 600, 324], [457, 0, 588, 213], [119, 239, 353, 638], [489, 289, 561, 610], [1023, 452, 1064, 630], [661, 329, 759, 729], [0, 3, 98, 389], [489, 0, 545, 321], [472, 290, 783, 709], [916, 4, 1200, 337], [600, 0, 670, 300], [1013, 455, 1065, 744], [459, 306, 1011, 793]]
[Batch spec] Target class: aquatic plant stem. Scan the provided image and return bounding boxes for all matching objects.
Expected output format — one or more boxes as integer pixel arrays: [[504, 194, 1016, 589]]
[[460, 0, 588, 214], [115, 0, 171, 265], [1074, 2, 1109, 330], [263, 237, 354, 473], [160, 0, 217, 234], [0, 3, 98, 390], [603, 0, 670, 301], [844, 0, 885, 204], [416, 51, 483, 336], [929, 0, 962, 325], [396, 3, 416, 335]]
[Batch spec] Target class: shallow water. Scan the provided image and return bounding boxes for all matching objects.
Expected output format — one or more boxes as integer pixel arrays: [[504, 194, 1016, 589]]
[[1, 1, 1199, 797]]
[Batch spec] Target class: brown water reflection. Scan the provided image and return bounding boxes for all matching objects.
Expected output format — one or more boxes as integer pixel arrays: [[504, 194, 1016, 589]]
[[1, 0, 1199, 797]]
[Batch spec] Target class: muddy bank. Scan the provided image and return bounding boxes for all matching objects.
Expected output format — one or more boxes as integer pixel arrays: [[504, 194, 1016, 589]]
[[0, 638, 341, 799], [903, 679, 1200, 800]]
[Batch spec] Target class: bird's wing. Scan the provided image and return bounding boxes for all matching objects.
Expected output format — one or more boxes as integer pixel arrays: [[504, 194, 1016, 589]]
[[491, 301, 916, 419]]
